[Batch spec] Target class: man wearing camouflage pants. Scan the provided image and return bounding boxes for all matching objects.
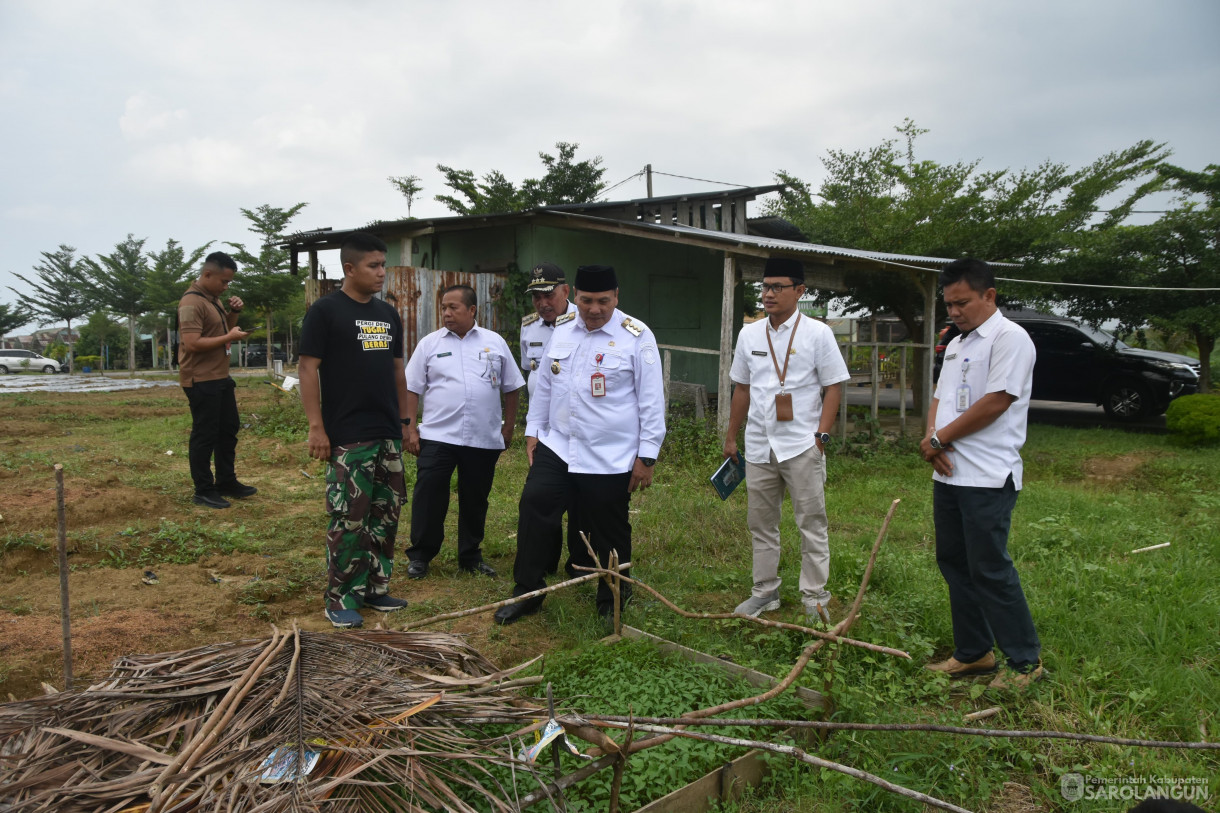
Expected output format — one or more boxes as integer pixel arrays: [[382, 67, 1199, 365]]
[[299, 232, 412, 628]]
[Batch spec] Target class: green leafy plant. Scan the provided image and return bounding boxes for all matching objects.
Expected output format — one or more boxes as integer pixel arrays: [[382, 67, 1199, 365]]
[[1166, 393, 1220, 446]]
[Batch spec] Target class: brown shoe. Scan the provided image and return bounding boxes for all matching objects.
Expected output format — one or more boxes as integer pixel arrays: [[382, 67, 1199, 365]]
[[988, 660, 1044, 691], [924, 651, 997, 677]]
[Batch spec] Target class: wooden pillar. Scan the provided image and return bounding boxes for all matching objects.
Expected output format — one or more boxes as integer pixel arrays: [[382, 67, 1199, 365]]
[[921, 273, 937, 418], [308, 250, 319, 280], [718, 255, 736, 435]]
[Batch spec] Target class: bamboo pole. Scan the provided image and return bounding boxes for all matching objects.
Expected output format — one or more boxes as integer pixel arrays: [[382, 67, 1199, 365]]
[[54, 463, 73, 691]]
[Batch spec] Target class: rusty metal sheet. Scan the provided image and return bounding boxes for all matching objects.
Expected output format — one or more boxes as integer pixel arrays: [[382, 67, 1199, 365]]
[[385, 267, 508, 356]]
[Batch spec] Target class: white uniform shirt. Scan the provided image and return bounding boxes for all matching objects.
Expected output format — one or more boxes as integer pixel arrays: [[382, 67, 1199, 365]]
[[406, 324, 525, 450], [730, 310, 851, 464], [933, 309, 1035, 489], [526, 308, 666, 474], [519, 301, 572, 373]]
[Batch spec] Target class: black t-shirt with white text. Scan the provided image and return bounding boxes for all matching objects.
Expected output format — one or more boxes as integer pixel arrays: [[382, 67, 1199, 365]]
[[299, 290, 404, 447]]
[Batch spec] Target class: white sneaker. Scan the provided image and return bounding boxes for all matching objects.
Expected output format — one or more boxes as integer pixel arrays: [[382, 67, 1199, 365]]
[[734, 590, 781, 617]]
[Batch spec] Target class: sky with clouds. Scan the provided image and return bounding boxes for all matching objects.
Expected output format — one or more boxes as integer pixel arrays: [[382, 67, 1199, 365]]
[[1, 0, 1217, 328]]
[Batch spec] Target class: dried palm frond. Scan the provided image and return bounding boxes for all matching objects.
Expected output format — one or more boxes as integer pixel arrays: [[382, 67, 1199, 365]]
[[0, 626, 554, 812]]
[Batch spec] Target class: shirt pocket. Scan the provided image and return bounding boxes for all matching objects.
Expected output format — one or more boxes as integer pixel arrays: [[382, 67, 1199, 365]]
[[590, 347, 624, 370]]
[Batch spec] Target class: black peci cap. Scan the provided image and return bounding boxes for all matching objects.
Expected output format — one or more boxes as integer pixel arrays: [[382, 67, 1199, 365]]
[[764, 256, 805, 283], [574, 264, 618, 292]]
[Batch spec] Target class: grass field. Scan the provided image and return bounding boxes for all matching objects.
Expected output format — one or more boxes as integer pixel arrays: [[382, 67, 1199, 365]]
[[0, 378, 1216, 811]]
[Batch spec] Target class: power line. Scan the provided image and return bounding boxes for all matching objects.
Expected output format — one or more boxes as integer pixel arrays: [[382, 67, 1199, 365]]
[[652, 170, 752, 189], [599, 170, 645, 198], [994, 276, 1220, 292]]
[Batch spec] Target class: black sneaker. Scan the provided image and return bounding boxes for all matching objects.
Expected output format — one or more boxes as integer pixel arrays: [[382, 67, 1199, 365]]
[[364, 594, 408, 612], [217, 482, 258, 498], [193, 492, 231, 509], [325, 608, 363, 628]]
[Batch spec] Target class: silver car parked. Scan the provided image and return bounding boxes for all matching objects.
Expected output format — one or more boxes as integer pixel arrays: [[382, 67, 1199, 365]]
[[0, 349, 63, 374]]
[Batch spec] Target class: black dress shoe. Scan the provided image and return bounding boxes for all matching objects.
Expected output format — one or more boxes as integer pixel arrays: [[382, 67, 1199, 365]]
[[193, 492, 231, 509], [217, 481, 258, 498], [407, 560, 429, 579], [461, 561, 498, 578], [493, 599, 541, 626]]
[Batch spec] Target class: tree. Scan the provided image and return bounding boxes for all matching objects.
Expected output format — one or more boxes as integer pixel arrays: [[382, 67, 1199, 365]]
[[146, 239, 213, 368], [767, 120, 1170, 410], [434, 142, 606, 215], [227, 203, 308, 372], [81, 235, 151, 374], [387, 174, 423, 217], [8, 245, 90, 372], [1057, 163, 1220, 392], [75, 309, 126, 369], [0, 302, 33, 338]]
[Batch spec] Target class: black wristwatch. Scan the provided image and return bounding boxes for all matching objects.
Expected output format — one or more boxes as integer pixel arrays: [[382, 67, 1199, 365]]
[[401, 417, 413, 426], [929, 430, 943, 450], [638, 457, 656, 467], [815, 432, 831, 445]]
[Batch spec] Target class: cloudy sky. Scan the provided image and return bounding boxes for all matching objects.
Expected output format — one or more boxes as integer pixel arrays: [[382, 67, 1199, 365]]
[[1, 0, 1217, 327]]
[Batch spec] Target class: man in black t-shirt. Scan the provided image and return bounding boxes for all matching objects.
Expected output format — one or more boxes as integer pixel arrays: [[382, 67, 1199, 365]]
[[299, 233, 413, 629]]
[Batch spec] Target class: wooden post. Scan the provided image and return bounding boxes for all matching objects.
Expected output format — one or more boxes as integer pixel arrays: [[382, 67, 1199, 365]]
[[54, 464, 73, 691], [839, 343, 849, 442], [899, 345, 908, 436], [922, 274, 937, 418], [718, 255, 735, 436], [662, 349, 672, 412]]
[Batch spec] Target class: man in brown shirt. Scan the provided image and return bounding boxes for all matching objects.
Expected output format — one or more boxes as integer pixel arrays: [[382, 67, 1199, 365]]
[[178, 252, 254, 509]]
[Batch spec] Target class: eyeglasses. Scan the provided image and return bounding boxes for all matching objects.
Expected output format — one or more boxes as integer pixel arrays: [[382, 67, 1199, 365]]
[[760, 283, 800, 294]]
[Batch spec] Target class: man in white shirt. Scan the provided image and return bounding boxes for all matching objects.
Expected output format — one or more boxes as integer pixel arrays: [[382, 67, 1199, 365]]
[[723, 257, 851, 624], [495, 264, 666, 626], [518, 262, 590, 578], [920, 258, 1042, 691], [403, 284, 525, 579]]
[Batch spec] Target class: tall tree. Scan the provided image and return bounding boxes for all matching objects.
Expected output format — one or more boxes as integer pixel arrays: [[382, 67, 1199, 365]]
[[0, 302, 33, 338], [434, 141, 606, 215], [768, 120, 1169, 410], [75, 309, 126, 368], [146, 239, 213, 368], [1057, 163, 1220, 391], [227, 203, 308, 372], [387, 174, 423, 217], [81, 235, 151, 374], [8, 245, 90, 372]]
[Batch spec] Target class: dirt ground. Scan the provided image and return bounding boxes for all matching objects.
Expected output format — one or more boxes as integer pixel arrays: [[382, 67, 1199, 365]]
[[0, 384, 554, 700]]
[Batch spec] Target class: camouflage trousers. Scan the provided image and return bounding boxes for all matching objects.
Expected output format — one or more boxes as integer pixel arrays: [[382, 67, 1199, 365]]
[[324, 439, 406, 611]]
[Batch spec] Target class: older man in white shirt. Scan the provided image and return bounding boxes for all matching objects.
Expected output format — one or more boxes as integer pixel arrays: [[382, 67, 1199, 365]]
[[723, 257, 851, 624], [495, 264, 666, 626], [403, 284, 525, 579]]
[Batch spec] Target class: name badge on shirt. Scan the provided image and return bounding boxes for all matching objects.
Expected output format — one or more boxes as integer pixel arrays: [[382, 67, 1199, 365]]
[[591, 371, 606, 397], [437, 351, 452, 358], [751, 350, 767, 356]]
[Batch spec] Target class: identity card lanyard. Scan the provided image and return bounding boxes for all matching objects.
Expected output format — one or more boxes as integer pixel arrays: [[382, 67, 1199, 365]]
[[956, 358, 971, 412], [764, 313, 801, 422], [591, 352, 606, 397]]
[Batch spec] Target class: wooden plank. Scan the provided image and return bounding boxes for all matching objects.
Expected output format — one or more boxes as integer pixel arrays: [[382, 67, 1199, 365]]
[[620, 626, 825, 711], [718, 255, 736, 433], [633, 748, 770, 813], [657, 343, 720, 357]]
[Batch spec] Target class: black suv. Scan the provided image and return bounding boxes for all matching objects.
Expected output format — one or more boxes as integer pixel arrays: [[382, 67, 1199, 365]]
[[935, 309, 1200, 420], [242, 346, 288, 367]]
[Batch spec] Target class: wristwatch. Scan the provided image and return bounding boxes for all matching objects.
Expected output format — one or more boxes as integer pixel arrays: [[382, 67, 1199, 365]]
[[638, 457, 656, 467], [929, 430, 943, 450], [401, 417, 413, 426], [815, 432, 831, 445]]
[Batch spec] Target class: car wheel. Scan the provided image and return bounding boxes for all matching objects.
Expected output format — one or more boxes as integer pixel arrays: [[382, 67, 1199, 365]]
[[0, 364, 8, 374], [1102, 380, 1152, 420], [43, 365, 57, 373]]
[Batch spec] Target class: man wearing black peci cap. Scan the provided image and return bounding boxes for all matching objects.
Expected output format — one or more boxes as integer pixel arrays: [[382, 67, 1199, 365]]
[[517, 262, 592, 578], [495, 264, 666, 626], [722, 256, 850, 625]]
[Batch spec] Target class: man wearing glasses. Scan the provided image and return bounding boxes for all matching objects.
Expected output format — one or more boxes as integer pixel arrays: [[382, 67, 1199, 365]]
[[722, 257, 850, 624]]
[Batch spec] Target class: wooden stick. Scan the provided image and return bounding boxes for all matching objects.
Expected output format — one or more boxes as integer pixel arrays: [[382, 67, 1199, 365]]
[[962, 707, 1001, 722], [400, 566, 630, 630], [580, 714, 1220, 750], [54, 464, 73, 691], [1130, 542, 1170, 554]]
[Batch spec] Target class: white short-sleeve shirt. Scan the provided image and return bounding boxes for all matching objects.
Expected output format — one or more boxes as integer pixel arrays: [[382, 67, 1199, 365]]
[[730, 311, 851, 464], [406, 324, 525, 450], [933, 309, 1035, 489]]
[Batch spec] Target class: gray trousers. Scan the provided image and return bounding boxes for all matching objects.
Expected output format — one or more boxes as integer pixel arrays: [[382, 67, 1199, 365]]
[[745, 444, 831, 606]]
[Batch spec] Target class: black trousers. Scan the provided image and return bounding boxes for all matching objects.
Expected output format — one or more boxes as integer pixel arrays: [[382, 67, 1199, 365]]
[[183, 378, 239, 495], [405, 439, 501, 568], [933, 476, 1040, 670], [512, 442, 631, 611]]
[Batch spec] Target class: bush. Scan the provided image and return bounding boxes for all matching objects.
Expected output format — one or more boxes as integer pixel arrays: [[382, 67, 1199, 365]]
[[74, 355, 102, 370], [1165, 393, 1220, 446]]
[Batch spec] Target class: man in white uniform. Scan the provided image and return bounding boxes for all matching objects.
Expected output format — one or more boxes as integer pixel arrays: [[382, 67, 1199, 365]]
[[920, 258, 1042, 691], [495, 264, 666, 626], [723, 257, 851, 624], [403, 284, 525, 579], [518, 262, 590, 577]]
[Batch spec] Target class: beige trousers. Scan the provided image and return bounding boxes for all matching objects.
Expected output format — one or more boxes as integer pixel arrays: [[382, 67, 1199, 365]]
[[745, 444, 831, 606]]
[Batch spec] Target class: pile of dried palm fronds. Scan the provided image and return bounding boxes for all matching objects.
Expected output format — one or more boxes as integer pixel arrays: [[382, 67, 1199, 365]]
[[0, 626, 550, 812]]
